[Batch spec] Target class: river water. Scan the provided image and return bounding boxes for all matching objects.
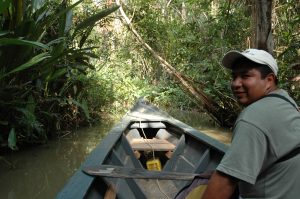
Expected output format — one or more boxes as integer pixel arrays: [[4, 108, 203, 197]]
[[0, 110, 231, 199]]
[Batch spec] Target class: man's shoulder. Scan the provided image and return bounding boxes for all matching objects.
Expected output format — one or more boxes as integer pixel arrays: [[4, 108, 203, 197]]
[[245, 89, 292, 112], [239, 99, 272, 117], [236, 89, 297, 125], [236, 96, 278, 125]]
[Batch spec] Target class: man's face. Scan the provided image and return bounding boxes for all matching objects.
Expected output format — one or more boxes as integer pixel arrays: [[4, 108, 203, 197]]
[[231, 63, 271, 106]]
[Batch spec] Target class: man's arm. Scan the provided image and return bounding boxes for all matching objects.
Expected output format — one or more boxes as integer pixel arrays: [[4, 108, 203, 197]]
[[202, 170, 238, 199]]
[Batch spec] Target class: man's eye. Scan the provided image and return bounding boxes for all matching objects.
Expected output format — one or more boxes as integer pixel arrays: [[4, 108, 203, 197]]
[[242, 74, 250, 78]]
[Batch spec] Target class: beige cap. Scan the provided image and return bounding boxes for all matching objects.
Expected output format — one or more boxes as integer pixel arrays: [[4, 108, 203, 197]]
[[222, 49, 278, 76]]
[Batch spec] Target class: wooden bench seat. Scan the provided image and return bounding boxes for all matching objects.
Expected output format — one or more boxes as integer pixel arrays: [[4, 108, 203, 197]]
[[130, 138, 175, 151]]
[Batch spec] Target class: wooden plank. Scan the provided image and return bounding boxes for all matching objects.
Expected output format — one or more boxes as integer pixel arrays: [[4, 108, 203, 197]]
[[130, 122, 166, 129], [130, 138, 175, 151], [83, 165, 211, 181]]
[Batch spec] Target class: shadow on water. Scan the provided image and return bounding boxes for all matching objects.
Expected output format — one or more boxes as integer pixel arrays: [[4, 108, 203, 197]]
[[0, 110, 231, 199]]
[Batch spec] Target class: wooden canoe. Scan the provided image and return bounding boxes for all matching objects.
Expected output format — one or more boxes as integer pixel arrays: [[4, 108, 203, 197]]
[[56, 99, 228, 199]]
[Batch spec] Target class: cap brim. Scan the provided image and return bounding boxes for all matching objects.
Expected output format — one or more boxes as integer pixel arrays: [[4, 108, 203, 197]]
[[221, 51, 244, 69]]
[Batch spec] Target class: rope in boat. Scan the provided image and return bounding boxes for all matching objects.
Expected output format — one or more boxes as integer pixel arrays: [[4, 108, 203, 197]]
[[139, 120, 170, 199], [139, 120, 155, 159], [156, 179, 170, 199]]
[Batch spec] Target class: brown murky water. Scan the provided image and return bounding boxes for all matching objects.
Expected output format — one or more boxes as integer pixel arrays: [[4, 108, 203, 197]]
[[0, 121, 116, 199], [0, 111, 231, 199], [168, 109, 232, 144]]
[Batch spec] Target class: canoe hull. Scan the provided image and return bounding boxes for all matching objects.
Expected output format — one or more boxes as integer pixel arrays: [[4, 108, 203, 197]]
[[57, 100, 228, 199]]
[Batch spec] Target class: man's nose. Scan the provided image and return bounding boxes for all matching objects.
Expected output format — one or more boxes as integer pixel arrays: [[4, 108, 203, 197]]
[[231, 77, 242, 88]]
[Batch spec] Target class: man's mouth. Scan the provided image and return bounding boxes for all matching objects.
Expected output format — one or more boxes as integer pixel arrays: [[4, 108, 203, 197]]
[[234, 91, 246, 97]]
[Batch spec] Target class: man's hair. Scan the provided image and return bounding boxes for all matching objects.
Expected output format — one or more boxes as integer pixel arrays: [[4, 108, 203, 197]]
[[232, 57, 278, 84]]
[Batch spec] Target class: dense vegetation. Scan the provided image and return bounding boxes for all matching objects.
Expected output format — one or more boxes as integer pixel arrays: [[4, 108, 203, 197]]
[[0, 0, 299, 150], [0, 0, 119, 149]]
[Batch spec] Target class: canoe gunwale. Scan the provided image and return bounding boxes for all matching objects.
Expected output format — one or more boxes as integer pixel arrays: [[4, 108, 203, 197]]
[[56, 100, 228, 199]]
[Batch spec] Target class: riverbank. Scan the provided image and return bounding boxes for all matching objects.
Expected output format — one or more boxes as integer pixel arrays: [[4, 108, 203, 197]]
[[167, 109, 232, 145], [0, 110, 231, 199]]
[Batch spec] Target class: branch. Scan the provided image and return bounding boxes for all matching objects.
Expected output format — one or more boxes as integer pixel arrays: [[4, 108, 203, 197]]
[[115, 0, 237, 127]]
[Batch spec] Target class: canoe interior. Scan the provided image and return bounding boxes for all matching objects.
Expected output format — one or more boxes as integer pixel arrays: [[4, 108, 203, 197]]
[[57, 101, 228, 199]]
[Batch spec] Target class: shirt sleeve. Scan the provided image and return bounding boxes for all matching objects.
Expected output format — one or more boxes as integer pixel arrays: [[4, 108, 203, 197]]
[[217, 120, 268, 185]]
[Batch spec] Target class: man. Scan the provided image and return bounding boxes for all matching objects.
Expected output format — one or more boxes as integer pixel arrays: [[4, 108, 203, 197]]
[[202, 49, 300, 199]]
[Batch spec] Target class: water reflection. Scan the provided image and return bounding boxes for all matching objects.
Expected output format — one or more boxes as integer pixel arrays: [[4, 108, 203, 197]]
[[0, 110, 231, 199], [0, 120, 115, 199]]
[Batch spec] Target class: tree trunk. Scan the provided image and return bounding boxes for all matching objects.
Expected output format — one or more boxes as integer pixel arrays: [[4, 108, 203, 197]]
[[115, 0, 238, 127], [251, 0, 274, 53], [181, 2, 187, 22]]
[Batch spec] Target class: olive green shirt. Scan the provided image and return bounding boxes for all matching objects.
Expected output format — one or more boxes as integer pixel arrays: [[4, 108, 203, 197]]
[[217, 89, 300, 198]]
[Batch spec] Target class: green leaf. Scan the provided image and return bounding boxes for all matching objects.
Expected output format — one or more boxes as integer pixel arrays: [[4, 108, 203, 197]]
[[0, 38, 49, 50], [7, 52, 51, 75], [81, 99, 90, 120], [0, 31, 12, 37], [46, 37, 66, 46], [32, 0, 45, 11], [64, 9, 73, 34], [8, 128, 18, 150], [0, 0, 11, 13], [73, 5, 119, 36], [46, 68, 67, 81], [70, 99, 90, 120], [58, 0, 84, 17]]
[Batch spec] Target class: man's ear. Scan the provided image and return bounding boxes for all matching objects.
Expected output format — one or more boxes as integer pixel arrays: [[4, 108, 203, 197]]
[[265, 73, 276, 89], [266, 73, 276, 82]]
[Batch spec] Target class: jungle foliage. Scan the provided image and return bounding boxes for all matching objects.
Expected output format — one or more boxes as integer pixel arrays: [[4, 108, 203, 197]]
[[109, 0, 299, 125], [0, 0, 118, 149], [0, 0, 299, 150]]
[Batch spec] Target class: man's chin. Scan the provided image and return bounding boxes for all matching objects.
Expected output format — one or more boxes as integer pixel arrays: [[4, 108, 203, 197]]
[[237, 98, 250, 106]]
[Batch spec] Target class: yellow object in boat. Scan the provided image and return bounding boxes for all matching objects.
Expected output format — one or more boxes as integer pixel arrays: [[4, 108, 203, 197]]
[[146, 158, 162, 171]]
